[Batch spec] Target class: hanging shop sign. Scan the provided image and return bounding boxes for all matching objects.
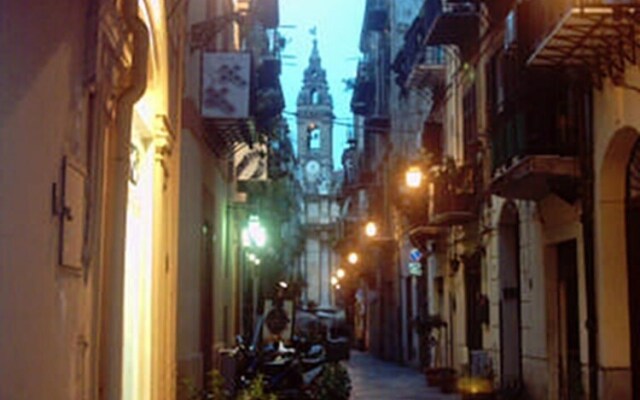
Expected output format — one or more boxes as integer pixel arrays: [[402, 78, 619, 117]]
[[234, 142, 268, 181], [201, 52, 251, 119]]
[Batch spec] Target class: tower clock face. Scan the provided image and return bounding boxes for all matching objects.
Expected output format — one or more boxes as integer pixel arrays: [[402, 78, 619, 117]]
[[305, 160, 320, 181]]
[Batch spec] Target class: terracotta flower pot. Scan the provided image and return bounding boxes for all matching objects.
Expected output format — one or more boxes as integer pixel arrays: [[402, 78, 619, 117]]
[[439, 368, 458, 394], [424, 367, 444, 387]]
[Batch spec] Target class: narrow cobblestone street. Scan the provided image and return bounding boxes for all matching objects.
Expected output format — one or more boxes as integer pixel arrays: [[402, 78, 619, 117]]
[[346, 352, 461, 400]]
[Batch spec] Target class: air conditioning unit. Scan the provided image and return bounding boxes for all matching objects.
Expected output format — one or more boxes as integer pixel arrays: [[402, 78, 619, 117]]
[[504, 10, 517, 51]]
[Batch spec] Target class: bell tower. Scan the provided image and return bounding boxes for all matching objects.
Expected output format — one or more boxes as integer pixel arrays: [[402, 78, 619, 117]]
[[296, 39, 338, 308], [297, 39, 334, 194]]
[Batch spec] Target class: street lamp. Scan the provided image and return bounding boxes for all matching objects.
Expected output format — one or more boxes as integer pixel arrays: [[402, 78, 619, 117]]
[[364, 221, 378, 238], [405, 166, 423, 189], [241, 215, 267, 337], [242, 215, 267, 248], [347, 251, 359, 265]]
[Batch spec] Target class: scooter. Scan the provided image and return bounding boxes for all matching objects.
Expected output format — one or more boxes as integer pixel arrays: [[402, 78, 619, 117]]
[[234, 335, 328, 399]]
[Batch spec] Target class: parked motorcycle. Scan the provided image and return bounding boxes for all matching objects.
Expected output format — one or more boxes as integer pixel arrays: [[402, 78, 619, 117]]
[[234, 335, 327, 399]]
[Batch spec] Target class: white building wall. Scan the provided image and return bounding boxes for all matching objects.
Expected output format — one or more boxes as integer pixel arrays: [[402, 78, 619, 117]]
[[485, 195, 586, 400]]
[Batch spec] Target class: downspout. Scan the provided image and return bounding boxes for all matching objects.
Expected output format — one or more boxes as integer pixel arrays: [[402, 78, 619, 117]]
[[99, 0, 149, 398], [580, 78, 598, 400]]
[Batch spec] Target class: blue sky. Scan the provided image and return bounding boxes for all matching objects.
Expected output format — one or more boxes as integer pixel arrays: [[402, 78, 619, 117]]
[[279, 0, 366, 168]]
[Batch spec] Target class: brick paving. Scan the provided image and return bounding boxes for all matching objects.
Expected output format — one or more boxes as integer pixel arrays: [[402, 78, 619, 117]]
[[346, 351, 461, 400]]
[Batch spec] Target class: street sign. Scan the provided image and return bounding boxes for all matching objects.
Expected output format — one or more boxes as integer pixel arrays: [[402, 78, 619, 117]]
[[408, 262, 422, 276], [409, 248, 422, 262]]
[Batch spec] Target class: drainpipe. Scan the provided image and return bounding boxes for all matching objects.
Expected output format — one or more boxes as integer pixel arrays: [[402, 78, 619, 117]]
[[99, 0, 149, 398], [580, 77, 598, 400]]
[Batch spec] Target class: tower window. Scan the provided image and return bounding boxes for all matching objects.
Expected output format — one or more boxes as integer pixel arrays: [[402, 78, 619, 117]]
[[310, 90, 320, 105], [308, 125, 321, 150]]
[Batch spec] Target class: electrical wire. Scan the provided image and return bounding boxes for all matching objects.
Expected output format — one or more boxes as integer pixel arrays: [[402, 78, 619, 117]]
[[279, 7, 504, 138]]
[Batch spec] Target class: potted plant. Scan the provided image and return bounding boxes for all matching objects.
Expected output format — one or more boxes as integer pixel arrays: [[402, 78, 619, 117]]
[[439, 367, 458, 394], [430, 157, 477, 226], [414, 314, 447, 387]]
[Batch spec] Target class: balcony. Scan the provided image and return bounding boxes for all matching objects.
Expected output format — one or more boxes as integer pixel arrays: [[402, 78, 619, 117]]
[[428, 163, 477, 227], [406, 47, 446, 90], [522, 0, 640, 82], [351, 61, 375, 115], [489, 74, 583, 201], [393, 14, 446, 90], [363, 0, 388, 31], [421, 0, 480, 52], [491, 155, 580, 201], [408, 225, 443, 252]]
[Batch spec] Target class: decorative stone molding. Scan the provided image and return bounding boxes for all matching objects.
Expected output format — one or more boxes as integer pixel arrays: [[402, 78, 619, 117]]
[[154, 114, 176, 189], [99, 2, 132, 75]]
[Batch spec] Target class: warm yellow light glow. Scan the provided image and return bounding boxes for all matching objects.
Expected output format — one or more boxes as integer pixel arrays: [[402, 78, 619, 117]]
[[335, 284, 341, 290], [331, 276, 339, 286], [122, 3, 171, 398], [457, 376, 494, 395], [405, 166, 423, 188], [347, 252, 359, 265], [365, 221, 378, 237], [123, 115, 156, 400], [336, 268, 346, 279]]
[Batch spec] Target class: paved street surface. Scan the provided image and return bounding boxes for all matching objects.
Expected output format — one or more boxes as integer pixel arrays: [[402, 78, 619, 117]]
[[346, 351, 461, 400]]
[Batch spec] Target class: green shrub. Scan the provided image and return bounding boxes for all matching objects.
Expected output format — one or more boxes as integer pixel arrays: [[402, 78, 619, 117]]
[[237, 375, 277, 400], [309, 362, 351, 400]]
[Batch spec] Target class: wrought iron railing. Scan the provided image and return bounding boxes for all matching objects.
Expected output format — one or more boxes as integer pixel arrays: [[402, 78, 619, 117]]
[[429, 163, 477, 226], [519, 0, 640, 60]]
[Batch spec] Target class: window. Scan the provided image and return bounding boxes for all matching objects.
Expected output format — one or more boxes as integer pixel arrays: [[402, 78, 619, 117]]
[[308, 126, 321, 150], [463, 84, 478, 161], [311, 89, 320, 105]]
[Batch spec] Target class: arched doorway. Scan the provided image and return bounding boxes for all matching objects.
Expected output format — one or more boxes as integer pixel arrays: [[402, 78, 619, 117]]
[[626, 138, 640, 398], [597, 127, 638, 398], [498, 201, 522, 391]]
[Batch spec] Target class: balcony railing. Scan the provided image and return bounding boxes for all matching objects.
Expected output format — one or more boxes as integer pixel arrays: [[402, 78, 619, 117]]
[[520, 0, 640, 81], [490, 71, 581, 169], [364, 0, 388, 31], [489, 73, 584, 200], [406, 47, 446, 90], [428, 163, 477, 227], [421, 0, 480, 52]]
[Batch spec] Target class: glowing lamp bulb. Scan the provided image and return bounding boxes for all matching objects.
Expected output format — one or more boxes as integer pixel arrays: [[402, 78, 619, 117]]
[[347, 252, 359, 265], [365, 221, 378, 237], [405, 166, 423, 188]]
